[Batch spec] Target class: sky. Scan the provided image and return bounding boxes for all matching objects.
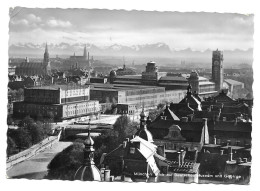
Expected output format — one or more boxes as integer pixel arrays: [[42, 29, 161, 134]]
[[9, 7, 254, 51]]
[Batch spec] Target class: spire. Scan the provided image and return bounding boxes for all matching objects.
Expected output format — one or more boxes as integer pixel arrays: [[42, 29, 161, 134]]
[[84, 44, 87, 58], [140, 107, 146, 130], [187, 84, 192, 97], [45, 42, 48, 53], [43, 42, 49, 63], [74, 127, 101, 181], [134, 108, 154, 142]]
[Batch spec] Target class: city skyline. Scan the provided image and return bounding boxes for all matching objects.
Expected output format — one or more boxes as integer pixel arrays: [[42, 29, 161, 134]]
[[9, 7, 254, 51]]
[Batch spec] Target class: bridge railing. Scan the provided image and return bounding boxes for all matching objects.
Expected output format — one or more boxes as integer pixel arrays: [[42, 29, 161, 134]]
[[6, 131, 61, 170]]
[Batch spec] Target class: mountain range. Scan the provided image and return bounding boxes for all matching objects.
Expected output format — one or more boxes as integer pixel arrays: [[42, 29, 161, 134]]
[[9, 42, 253, 65]]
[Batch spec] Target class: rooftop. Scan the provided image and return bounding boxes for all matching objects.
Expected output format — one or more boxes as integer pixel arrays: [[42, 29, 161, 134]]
[[224, 79, 244, 85], [159, 76, 188, 81], [90, 83, 163, 91], [115, 75, 142, 79], [27, 84, 89, 91]]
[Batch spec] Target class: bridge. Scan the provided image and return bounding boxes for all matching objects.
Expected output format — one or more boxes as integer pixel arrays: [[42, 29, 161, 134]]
[[59, 123, 113, 140]]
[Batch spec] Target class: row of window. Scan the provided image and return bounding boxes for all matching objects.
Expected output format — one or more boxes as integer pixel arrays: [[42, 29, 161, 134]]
[[65, 107, 98, 116]]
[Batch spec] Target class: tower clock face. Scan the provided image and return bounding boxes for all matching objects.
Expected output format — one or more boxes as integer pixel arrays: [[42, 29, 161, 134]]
[[214, 60, 219, 66]]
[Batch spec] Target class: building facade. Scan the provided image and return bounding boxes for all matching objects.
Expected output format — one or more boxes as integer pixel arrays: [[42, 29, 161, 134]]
[[13, 84, 100, 121], [89, 83, 186, 109], [15, 43, 51, 76], [110, 50, 225, 98]]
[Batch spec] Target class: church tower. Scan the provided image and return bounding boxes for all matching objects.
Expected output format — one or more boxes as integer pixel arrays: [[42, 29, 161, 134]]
[[83, 44, 87, 59], [212, 49, 223, 92], [43, 43, 50, 63], [43, 42, 51, 75]]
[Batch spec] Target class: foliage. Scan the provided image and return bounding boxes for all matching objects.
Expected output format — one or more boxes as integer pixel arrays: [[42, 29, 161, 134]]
[[7, 115, 14, 125], [8, 88, 24, 101], [93, 115, 138, 164], [148, 103, 165, 121], [46, 115, 138, 179], [46, 142, 84, 180], [7, 116, 52, 155], [7, 136, 17, 156]]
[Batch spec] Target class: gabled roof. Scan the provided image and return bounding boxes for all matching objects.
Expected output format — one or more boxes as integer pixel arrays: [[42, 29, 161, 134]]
[[214, 90, 235, 103], [154, 106, 180, 122], [131, 136, 157, 158]]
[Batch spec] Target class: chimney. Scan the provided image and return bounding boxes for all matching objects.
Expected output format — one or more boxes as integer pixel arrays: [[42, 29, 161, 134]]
[[181, 117, 188, 122], [187, 114, 193, 122], [220, 150, 224, 155], [100, 168, 105, 181], [236, 140, 240, 146], [243, 158, 248, 163], [123, 141, 127, 148], [227, 140, 231, 146], [213, 135, 217, 145], [234, 118, 238, 126], [177, 151, 181, 167], [180, 149, 185, 166], [104, 169, 111, 182], [223, 117, 226, 121], [237, 157, 242, 164], [228, 146, 233, 161]]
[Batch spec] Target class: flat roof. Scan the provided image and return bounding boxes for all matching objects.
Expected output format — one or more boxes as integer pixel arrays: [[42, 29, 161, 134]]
[[199, 91, 218, 95], [225, 79, 244, 85], [113, 80, 142, 84], [90, 83, 164, 91], [198, 76, 209, 81], [199, 81, 215, 85], [159, 76, 188, 81], [221, 146, 245, 150], [115, 75, 142, 79], [27, 84, 88, 91]]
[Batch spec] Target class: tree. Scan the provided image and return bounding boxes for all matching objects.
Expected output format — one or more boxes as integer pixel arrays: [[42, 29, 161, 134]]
[[7, 136, 17, 156], [7, 115, 14, 125], [15, 127, 32, 150], [46, 142, 84, 180], [93, 115, 138, 164], [113, 115, 138, 143], [29, 123, 44, 145], [148, 103, 165, 121]]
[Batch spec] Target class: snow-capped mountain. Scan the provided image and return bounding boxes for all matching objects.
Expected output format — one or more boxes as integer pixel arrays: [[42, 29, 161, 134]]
[[8, 42, 253, 65]]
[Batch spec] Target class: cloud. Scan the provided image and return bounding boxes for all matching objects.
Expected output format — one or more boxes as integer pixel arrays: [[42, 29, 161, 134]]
[[26, 14, 42, 23], [46, 19, 72, 28], [10, 19, 29, 26], [8, 8, 254, 51]]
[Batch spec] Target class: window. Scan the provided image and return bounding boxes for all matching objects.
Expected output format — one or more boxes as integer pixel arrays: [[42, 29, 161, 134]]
[[130, 147, 135, 154]]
